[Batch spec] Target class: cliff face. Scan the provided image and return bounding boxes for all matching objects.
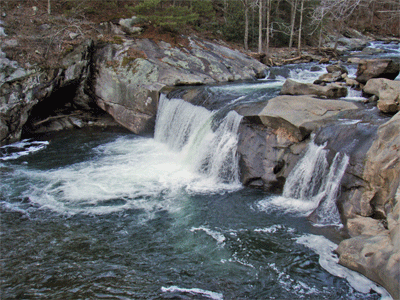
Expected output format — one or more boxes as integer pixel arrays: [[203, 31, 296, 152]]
[[0, 35, 266, 144]]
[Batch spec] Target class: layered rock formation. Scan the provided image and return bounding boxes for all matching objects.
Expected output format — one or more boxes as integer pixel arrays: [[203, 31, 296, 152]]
[[1, 36, 266, 144], [93, 37, 266, 134], [336, 112, 400, 299], [235, 95, 359, 190]]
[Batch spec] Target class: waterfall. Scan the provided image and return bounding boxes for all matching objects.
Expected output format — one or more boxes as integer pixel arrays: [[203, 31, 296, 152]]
[[283, 142, 329, 200], [283, 140, 349, 226], [259, 140, 349, 226], [154, 94, 242, 186]]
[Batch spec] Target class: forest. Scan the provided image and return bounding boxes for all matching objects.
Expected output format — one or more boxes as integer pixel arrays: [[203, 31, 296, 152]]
[[43, 0, 399, 50]]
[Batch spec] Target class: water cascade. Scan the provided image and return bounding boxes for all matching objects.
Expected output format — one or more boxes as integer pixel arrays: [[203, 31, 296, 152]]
[[259, 140, 349, 226], [155, 95, 242, 187], [1, 52, 395, 298]]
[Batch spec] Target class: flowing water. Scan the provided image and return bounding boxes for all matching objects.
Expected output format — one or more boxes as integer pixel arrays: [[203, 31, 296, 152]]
[[1, 46, 397, 299]]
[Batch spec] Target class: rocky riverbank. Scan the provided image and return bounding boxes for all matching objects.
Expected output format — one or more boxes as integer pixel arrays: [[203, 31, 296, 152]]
[[1, 14, 400, 299]]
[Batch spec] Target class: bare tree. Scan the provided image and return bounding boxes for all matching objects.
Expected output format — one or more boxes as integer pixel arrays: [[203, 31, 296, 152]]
[[311, 0, 362, 53], [288, 0, 298, 49], [240, 0, 251, 50], [297, 0, 304, 54], [265, 0, 271, 54], [258, 0, 263, 53]]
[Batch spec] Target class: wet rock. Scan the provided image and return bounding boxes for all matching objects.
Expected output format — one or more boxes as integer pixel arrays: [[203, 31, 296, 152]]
[[280, 79, 348, 99], [235, 95, 359, 190], [236, 119, 306, 191], [238, 95, 358, 142], [337, 113, 400, 299], [94, 38, 267, 134], [363, 78, 400, 114], [356, 59, 400, 84]]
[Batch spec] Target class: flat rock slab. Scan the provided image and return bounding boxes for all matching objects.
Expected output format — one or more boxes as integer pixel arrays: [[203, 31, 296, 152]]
[[238, 95, 359, 141]]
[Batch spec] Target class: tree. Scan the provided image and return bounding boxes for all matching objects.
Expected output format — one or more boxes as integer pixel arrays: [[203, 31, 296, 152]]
[[240, 0, 251, 50], [311, 0, 362, 53], [258, 0, 263, 53], [48, 0, 51, 15], [288, 0, 298, 49], [297, 0, 304, 54]]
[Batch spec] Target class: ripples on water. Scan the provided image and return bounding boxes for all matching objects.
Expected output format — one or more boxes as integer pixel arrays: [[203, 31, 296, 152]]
[[2, 44, 398, 298], [0, 130, 389, 299]]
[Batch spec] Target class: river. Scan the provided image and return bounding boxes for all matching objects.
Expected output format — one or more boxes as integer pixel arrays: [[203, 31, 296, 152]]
[[1, 41, 398, 299]]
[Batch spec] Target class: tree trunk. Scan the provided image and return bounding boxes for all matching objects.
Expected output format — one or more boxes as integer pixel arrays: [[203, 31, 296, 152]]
[[289, 0, 298, 48], [297, 0, 304, 55], [265, 0, 270, 54], [333, 21, 343, 55], [258, 0, 263, 53], [48, 0, 51, 15], [244, 0, 249, 50]]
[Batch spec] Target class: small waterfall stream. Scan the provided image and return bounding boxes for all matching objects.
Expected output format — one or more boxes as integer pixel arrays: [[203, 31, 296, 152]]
[[259, 140, 349, 226]]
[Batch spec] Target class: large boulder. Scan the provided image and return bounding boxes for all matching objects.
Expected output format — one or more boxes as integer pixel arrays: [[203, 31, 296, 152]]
[[314, 63, 348, 85], [94, 37, 267, 134], [238, 95, 358, 141], [280, 79, 348, 99], [337, 112, 400, 299], [235, 96, 359, 190], [356, 59, 400, 84], [363, 78, 400, 114]]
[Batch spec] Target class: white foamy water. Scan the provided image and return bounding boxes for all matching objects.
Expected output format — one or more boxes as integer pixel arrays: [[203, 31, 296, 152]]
[[257, 141, 348, 226], [0, 139, 49, 161], [161, 286, 223, 300], [288, 65, 327, 83], [1, 97, 243, 215], [297, 234, 392, 300], [155, 95, 242, 190], [190, 226, 226, 244], [0, 19, 6, 36]]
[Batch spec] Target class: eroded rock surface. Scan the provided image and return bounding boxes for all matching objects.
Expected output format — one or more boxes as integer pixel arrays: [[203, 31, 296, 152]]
[[336, 112, 400, 299], [280, 79, 348, 99], [356, 59, 400, 84], [235, 95, 359, 190], [363, 78, 400, 114], [93, 37, 267, 134]]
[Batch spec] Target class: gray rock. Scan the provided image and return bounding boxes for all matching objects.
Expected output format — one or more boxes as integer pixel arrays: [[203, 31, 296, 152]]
[[235, 95, 358, 190], [281, 79, 348, 99], [337, 113, 400, 299], [363, 78, 400, 114], [356, 59, 400, 84], [93, 38, 267, 134], [238, 95, 358, 142]]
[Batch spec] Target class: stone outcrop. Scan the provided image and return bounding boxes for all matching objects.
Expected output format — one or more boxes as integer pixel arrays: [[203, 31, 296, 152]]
[[235, 95, 359, 190], [0, 40, 116, 144], [336, 112, 400, 299], [356, 59, 400, 84], [1, 35, 267, 143], [93, 37, 267, 134], [280, 79, 348, 99], [314, 63, 348, 85], [363, 78, 400, 114]]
